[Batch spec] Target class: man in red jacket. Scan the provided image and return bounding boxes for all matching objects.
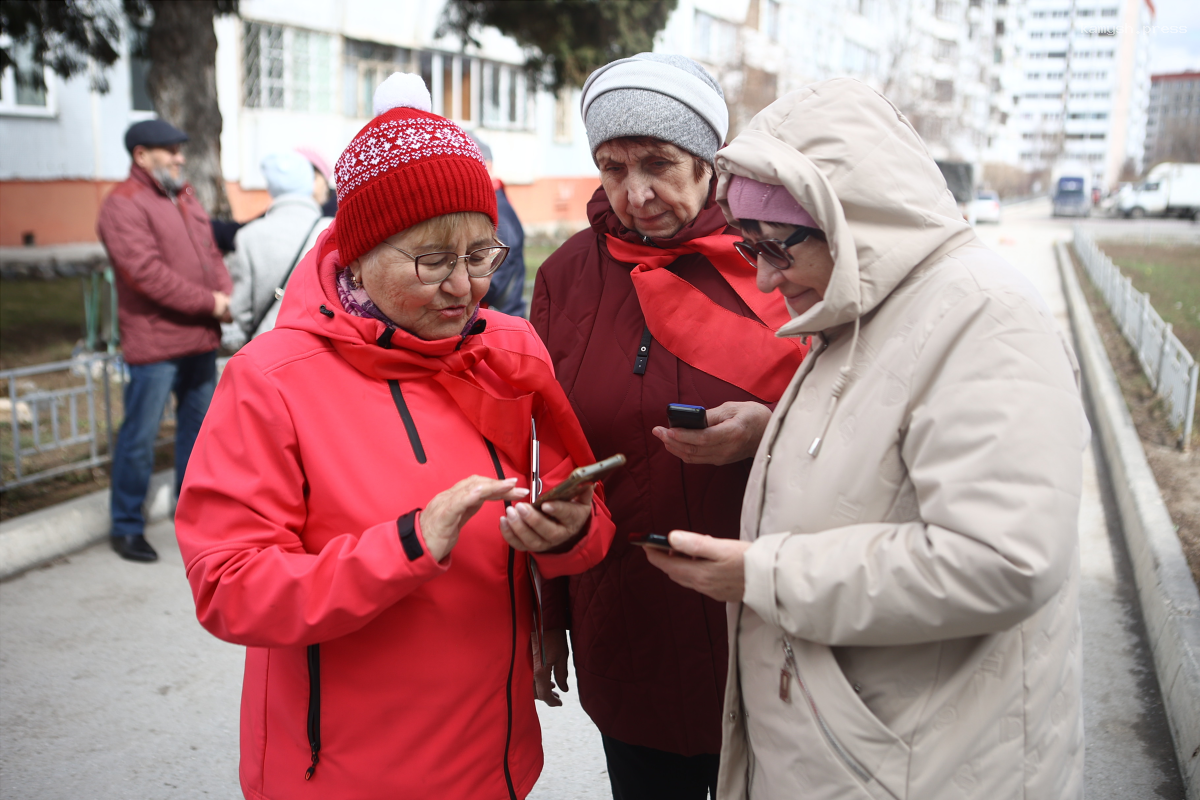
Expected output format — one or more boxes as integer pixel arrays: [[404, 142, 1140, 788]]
[[97, 119, 233, 563]]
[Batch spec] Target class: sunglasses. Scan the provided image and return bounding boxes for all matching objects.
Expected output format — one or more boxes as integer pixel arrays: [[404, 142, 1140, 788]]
[[733, 226, 824, 270]]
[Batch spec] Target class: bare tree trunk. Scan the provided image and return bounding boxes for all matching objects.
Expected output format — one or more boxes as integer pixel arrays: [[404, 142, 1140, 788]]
[[146, 0, 229, 218]]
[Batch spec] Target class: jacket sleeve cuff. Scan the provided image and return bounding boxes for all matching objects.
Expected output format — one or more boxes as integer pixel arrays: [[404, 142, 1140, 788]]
[[742, 532, 791, 629], [397, 509, 424, 561]]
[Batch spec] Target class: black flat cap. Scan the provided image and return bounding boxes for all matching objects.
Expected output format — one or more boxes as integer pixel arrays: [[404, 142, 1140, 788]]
[[124, 119, 188, 153]]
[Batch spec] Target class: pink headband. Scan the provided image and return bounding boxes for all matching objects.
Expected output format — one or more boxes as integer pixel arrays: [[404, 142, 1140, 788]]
[[727, 175, 819, 229]]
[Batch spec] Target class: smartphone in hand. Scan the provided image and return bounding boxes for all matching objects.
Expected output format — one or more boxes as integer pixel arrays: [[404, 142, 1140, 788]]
[[532, 454, 626, 510], [629, 532, 673, 552], [667, 403, 708, 429]]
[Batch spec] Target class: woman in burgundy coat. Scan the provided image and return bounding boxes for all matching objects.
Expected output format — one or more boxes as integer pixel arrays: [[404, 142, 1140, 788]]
[[530, 54, 808, 799]]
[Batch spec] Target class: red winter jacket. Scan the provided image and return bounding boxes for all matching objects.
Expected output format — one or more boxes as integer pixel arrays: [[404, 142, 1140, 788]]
[[96, 165, 231, 364], [175, 227, 615, 799], [531, 187, 789, 756]]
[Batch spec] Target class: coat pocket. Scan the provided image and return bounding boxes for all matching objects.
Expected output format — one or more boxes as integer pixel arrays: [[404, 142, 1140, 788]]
[[783, 636, 911, 800]]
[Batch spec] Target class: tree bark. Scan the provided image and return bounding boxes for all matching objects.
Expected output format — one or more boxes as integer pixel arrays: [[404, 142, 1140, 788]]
[[146, 0, 229, 217]]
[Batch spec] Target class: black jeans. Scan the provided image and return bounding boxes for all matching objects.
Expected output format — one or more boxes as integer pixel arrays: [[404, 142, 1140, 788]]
[[601, 734, 719, 800]]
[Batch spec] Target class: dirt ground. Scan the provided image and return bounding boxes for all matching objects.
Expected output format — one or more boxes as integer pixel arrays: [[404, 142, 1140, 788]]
[[1071, 251, 1200, 589]]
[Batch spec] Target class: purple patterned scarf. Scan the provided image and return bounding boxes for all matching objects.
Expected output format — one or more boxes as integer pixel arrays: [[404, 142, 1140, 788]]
[[335, 267, 480, 339]]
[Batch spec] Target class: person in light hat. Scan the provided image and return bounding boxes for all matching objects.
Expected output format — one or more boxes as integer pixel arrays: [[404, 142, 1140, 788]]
[[175, 73, 616, 799], [530, 54, 810, 798], [221, 152, 332, 350]]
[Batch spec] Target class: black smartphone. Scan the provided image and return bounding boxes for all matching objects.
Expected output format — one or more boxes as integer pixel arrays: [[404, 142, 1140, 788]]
[[667, 403, 708, 429], [532, 454, 626, 510], [629, 532, 673, 552]]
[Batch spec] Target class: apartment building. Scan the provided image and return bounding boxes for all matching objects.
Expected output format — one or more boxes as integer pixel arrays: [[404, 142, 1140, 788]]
[[1009, 0, 1151, 189], [0, 0, 599, 246], [659, 0, 1012, 169], [1143, 71, 1200, 166]]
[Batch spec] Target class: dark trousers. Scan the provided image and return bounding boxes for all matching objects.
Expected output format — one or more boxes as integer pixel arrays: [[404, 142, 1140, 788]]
[[601, 734, 719, 800], [110, 350, 217, 537]]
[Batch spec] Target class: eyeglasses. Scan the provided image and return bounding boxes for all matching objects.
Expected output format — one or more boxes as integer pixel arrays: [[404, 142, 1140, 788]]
[[733, 226, 824, 270], [381, 241, 510, 285]]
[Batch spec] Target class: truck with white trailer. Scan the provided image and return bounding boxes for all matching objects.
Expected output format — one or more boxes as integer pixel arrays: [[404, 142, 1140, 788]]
[[1119, 162, 1200, 219]]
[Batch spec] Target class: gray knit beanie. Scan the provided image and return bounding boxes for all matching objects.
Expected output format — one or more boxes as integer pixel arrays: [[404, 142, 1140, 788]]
[[581, 53, 728, 164]]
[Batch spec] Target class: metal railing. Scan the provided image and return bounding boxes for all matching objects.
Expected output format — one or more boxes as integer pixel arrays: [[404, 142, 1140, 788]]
[[1, 354, 122, 491], [1073, 225, 1199, 447]]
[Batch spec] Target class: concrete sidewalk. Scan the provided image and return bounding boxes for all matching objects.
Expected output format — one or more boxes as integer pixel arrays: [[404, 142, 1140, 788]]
[[0, 199, 1187, 798]]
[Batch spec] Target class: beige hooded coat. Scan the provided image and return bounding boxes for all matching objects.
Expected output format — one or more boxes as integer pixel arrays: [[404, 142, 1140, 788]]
[[712, 79, 1087, 800]]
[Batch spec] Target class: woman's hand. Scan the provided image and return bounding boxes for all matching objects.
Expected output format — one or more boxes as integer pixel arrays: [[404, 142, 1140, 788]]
[[533, 629, 570, 706], [420, 476, 529, 562], [500, 484, 596, 553], [643, 531, 751, 603], [652, 401, 771, 465]]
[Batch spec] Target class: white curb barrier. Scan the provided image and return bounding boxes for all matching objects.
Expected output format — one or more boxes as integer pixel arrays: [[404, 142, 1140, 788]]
[[1057, 241, 1200, 797], [0, 470, 175, 581]]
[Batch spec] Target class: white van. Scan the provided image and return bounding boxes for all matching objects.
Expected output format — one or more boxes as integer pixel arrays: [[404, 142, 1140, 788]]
[[1119, 163, 1200, 219]]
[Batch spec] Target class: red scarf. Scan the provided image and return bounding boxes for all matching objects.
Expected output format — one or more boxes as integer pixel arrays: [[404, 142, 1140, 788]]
[[605, 233, 809, 402], [312, 225, 596, 477]]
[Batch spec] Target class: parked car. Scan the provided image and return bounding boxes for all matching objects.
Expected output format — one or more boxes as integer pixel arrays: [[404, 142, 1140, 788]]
[[973, 190, 1001, 223]]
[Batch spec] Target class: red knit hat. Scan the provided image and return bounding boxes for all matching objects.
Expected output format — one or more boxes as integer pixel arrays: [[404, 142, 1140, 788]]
[[334, 73, 497, 265]]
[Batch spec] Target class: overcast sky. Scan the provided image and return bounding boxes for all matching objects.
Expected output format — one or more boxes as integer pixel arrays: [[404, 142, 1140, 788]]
[[1148, 0, 1200, 74]]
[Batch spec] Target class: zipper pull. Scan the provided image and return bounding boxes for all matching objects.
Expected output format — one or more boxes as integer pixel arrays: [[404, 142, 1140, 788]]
[[779, 668, 791, 702]]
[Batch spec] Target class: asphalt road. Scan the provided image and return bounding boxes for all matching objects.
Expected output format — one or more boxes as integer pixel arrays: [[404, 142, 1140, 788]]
[[0, 201, 1192, 799]]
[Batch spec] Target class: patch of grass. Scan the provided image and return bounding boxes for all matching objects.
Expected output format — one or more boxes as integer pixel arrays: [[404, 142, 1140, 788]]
[[1096, 242, 1200, 358], [0, 278, 88, 369]]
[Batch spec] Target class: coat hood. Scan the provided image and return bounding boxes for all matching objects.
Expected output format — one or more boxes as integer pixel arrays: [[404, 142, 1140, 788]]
[[715, 78, 975, 335]]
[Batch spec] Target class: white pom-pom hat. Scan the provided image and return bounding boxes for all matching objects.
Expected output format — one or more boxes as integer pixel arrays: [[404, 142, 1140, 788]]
[[334, 72, 495, 264], [372, 72, 432, 116]]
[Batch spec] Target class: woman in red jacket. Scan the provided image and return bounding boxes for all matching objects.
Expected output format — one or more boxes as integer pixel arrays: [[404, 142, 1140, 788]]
[[175, 74, 615, 800], [530, 55, 809, 799]]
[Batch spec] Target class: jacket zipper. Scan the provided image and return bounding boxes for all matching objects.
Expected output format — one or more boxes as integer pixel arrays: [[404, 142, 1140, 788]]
[[485, 439, 520, 800], [304, 643, 321, 779], [175, 197, 215, 281], [781, 638, 872, 784]]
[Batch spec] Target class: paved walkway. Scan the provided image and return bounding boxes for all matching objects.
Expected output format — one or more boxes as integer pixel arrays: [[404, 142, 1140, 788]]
[[0, 200, 1187, 798]]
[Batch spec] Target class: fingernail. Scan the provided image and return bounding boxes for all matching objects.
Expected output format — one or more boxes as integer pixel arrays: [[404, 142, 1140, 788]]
[[513, 488, 530, 496], [541, 503, 554, 514]]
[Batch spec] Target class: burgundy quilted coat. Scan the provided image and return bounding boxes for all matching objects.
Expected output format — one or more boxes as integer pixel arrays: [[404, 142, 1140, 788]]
[[531, 186, 770, 756]]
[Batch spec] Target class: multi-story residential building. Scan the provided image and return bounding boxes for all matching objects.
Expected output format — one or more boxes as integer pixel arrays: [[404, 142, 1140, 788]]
[[1008, 0, 1151, 190], [1144, 71, 1200, 167], [0, 0, 600, 246], [660, 0, 1011, 168]]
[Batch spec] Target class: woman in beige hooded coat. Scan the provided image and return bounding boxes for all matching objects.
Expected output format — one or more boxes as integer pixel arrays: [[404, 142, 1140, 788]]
[[646, 79, 1088, 800]]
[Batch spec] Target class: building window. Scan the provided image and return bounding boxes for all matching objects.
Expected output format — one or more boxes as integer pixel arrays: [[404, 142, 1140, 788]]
[[0, 38, 54, 115], [554, 87, 572, 143], [344, 38, 411, 118], [243, 21, 334, 112], [936, 39, 958, 61], [128, 25, 153, 112], [481, 61, 531, 130], [935, 80, 955, 102], [935, 0, 956, 21], [766, 0, 781, 42]]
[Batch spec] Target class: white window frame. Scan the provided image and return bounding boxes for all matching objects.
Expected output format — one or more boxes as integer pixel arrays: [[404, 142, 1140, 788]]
[[0, 36, 57, 118]]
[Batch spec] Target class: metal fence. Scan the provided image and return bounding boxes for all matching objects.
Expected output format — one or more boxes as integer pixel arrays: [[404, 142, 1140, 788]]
[[1073, 225, 1199, 447], [1, 354, 125, 491]]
